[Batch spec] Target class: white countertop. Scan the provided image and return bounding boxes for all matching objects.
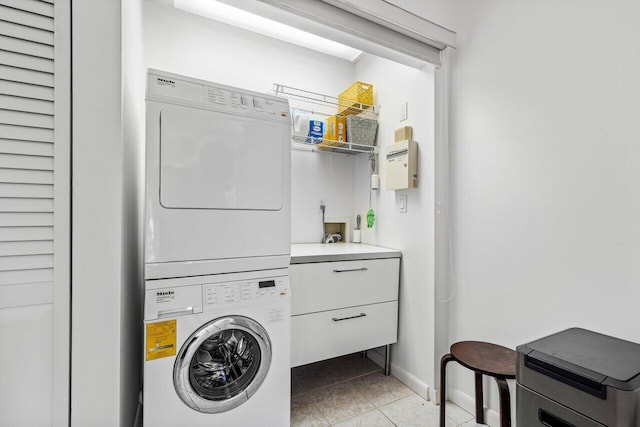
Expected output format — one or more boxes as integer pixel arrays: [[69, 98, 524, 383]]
[[290, 243, 401, 263]]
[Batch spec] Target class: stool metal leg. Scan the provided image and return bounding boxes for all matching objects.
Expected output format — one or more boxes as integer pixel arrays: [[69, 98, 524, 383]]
[[475, 372, 485, 424], [439, 354, 454, 427], [495, 378, 511, 427]]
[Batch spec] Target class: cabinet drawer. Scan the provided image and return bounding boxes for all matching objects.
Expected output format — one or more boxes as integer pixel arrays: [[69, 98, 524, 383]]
[[516, 384, 606, 427], [291, 301, 398, 367], [290, 258, 399, 315]]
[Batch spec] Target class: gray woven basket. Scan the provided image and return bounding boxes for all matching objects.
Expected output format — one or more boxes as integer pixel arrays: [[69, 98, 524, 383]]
[[346, 116, 378, 147]]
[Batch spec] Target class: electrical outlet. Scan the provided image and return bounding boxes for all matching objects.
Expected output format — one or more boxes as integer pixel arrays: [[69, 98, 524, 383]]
[[400, 101, 408, 122]]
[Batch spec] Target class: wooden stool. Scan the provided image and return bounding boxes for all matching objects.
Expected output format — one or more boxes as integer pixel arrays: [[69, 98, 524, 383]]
[[440, 341, 516, 427]]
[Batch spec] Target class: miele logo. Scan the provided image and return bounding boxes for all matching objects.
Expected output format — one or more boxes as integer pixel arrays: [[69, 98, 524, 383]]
[[156, 291, 174, 296], [156, 77, 175, 88]]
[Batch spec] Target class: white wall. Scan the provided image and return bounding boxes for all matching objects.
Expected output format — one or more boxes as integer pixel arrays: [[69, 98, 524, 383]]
[[143, 1, 354, 96], [121, 0, 145, 425], [72, 0, 123, 425], [388, 0, 454, 33], [143, 0, 357, 242], [291, 150, 355, 243], [72, 0, 144, 425], [354, 54, 436, 398], [391, 0, 640, 422]]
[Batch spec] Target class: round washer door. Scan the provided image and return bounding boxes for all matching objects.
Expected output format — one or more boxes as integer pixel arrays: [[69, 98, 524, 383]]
[[173, 315, 272, 413]]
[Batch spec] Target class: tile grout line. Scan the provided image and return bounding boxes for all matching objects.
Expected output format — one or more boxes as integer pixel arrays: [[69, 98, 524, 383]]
[[310, 399, 331, 427], [313, 373, 379, 426], [292, 368, 383, 398], [324, 379, 373, 425], [293, 355, 473, 427], [377, 407, 399, 427], [292, 375, 473, 426], [328, 408, 399, 427], [376, 393, 424, 427], [326, 372, 410, 426]]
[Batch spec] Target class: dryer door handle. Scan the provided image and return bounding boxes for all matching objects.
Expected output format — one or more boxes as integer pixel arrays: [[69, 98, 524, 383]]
[[158, 306, 194, 319]]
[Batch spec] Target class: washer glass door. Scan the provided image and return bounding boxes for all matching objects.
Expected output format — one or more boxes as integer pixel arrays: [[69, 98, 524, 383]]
[[174, 316, 272, 413]]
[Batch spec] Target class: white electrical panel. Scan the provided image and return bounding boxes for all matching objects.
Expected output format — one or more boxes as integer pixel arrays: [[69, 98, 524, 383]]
[[385, 140, 417, 190]]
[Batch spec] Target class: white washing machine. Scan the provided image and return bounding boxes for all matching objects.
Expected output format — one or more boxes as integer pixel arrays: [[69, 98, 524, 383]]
[[143, 269, 290, 427], [144, 70, 292, 279]]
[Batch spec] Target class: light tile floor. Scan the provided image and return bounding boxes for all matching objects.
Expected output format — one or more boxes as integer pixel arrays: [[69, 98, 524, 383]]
[[291, 353, 477, 427]]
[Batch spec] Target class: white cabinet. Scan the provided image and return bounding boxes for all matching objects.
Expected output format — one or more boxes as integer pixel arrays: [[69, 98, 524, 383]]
[[290, 244, 400, 368], [291, 258, 399, 315], [292, 301, 398, 367]]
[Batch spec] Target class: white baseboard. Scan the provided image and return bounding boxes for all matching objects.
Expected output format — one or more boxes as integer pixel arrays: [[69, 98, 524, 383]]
[[367, 348, 430, 402], [448, 385, 500, 427], [430, 387, 440, 406]]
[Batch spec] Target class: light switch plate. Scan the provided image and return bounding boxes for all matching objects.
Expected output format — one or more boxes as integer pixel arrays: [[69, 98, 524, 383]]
[[400, 101, 408, 121], [399, 194, 407, 213]]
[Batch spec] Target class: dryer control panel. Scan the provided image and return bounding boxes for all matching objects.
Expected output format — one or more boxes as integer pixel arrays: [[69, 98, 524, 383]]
[[147, 71, 290, 122]]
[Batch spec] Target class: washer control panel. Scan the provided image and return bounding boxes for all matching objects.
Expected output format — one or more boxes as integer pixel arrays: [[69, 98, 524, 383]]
[[204, 276, 289, 308], [145, 284, 204, 321], [144, 276, 289, 320]]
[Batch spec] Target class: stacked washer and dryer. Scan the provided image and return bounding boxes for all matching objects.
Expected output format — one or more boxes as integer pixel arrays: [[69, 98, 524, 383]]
[[142, 70, 292, 426]]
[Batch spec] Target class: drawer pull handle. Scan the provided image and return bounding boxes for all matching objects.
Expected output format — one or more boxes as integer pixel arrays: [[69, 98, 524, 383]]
[[333, 267, 368, 273], [332, 313, 367, 322], [538, 409, 574, 427]]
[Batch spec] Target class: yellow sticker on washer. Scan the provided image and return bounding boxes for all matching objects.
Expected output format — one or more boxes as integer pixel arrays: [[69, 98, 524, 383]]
[[146, 319, 177, 361]]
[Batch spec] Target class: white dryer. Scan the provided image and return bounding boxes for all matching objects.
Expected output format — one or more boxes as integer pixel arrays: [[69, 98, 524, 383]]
[[143, 269, 290, 427], [144, 70, 292, 279]]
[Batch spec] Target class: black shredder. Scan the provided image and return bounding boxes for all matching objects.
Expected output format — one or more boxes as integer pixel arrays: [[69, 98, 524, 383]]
[[517, 328, 640, 427]]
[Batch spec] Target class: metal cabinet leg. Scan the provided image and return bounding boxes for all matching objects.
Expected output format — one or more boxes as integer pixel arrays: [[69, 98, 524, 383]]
[[384, 345, 391, 376], [495, 378, 511, 427], [475, 372, 485, 424], [439, 354, 454, 427]]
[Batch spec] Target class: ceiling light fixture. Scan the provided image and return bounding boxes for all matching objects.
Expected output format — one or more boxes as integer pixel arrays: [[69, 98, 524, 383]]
[[174, 0, 363, 62]]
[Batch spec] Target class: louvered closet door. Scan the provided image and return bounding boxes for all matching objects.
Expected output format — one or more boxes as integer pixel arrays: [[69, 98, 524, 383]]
[[0, 0, 70, 425]]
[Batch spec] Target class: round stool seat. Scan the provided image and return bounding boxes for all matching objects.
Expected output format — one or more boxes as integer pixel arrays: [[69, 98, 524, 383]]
[[440, 341, 517, 427], [450, 341, 516, 378]]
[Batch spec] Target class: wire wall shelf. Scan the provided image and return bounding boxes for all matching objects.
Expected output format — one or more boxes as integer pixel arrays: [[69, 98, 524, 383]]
[[291, 136, 376, 154], [272, 84, 379, 118], [272, 84, 379, 155]]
